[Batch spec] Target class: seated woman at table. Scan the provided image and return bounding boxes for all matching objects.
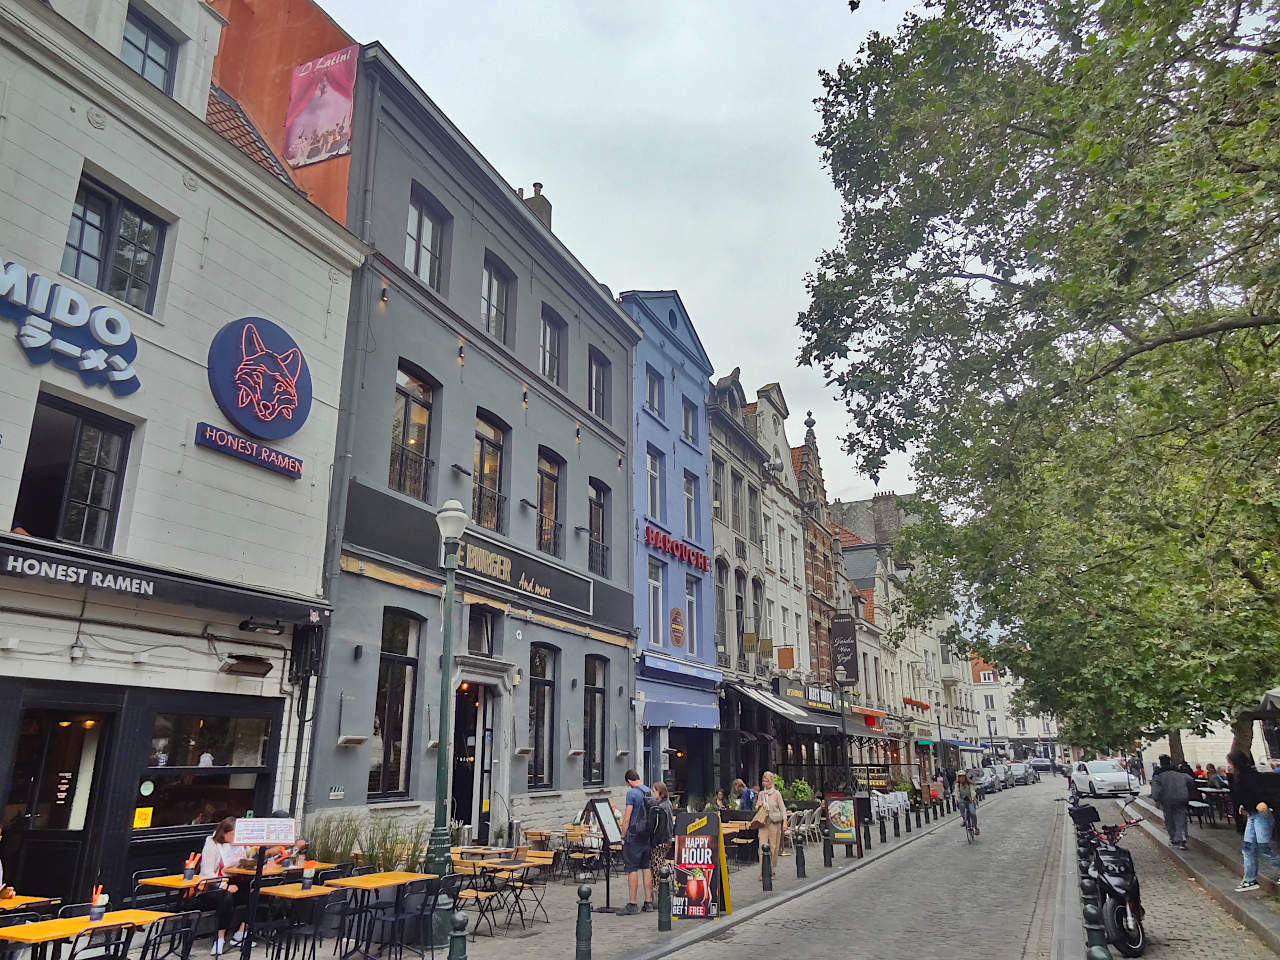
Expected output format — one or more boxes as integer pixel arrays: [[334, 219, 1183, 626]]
[[1206, 764, 1229, 788], [199, 817, 249, 955]]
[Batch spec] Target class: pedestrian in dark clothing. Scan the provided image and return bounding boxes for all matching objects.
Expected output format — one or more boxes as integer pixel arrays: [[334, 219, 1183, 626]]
[[1227, 751, 1280, 892], [1150, 754, 1196, 849]]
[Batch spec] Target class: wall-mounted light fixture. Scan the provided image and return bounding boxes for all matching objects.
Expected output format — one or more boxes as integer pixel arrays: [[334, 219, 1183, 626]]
[[239, 618, 286, 636], [575, 426, 582, 443], [380, 286, 389, 303], [522, 389, 529, 408], [458, 345, 465, 364]]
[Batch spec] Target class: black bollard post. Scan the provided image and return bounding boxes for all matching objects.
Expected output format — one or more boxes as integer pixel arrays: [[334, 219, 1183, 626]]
[[879, 816, 888, 844], [904, 807, 912, 833], [1082, 902, 1108, 950], [915, 805, 922, 829], [862, 818, 872, 852], [794, 833, 806, 878], [447, 912, 468, 960], [761, 843, 773, 891], [822, 832, 834, 867], [575, 885, 592, 960], [657, 864, 672, 932], [1079, 877, 1097, 907], [893, 812, 901, 838]]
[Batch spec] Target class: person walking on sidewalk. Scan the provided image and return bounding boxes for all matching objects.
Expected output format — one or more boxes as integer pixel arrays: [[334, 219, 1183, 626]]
[[754, 771, 787, 879], [1227, 751, 1280, 892], [619, 769, 653, 915], [1150, 754, 1196, 850]]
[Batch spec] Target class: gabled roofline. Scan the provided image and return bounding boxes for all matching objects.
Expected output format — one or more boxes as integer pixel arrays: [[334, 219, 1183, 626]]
[[618, 289, 714, 376]]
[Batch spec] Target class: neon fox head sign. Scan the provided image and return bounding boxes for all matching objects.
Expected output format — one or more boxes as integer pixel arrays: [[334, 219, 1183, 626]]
[[208, 317, 312, 441]]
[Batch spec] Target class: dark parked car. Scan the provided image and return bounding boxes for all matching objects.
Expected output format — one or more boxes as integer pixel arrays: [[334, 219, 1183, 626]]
[[1029, 756, 1054, 774], [1010, 762, 1034, 785]]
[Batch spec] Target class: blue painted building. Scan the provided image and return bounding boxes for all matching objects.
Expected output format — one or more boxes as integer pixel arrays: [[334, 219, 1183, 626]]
[[619, 291, 720, 804]]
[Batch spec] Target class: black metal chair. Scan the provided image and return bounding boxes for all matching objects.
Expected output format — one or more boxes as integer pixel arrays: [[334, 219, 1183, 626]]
[[350, 866, 379, 877], [369, 877, 431, 960], [66, 922, 135, 960], [130, 868, 177, 911], [58, 902, 95, 919], [138, 910, 201, 960]]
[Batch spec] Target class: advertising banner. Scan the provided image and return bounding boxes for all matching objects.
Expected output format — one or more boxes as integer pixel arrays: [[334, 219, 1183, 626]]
[[830, 611, 858, 682], [824, 793, 857, 844], [284, 45, 358, 168], [671, 811, 730, 919]]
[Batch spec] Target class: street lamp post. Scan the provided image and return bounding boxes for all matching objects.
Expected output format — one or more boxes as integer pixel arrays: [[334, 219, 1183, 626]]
[[425, 500, 469, 879], [934, 700, 944, 775], [834, 666, 854, 793]]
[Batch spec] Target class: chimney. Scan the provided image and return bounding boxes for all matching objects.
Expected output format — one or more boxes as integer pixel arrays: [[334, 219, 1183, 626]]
[[524, 182, 552, 229], [871, 491, 900, 544]]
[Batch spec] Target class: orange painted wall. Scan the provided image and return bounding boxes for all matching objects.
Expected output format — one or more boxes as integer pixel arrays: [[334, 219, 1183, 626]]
[[209, 0, 353, 225]]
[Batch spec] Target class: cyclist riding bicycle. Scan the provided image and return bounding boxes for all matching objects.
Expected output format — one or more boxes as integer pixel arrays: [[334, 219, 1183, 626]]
[[955, 770, 980, 835]]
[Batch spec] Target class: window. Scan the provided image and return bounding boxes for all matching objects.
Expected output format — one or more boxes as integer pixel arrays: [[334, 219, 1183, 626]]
[[139, 713, 269, 829], [588, 480, 609, 577], [588, 348, 611, 421], [13, 394, 131, 550], [781, 606, 790, 647], [583, 656, 606, 786], [734, 571, 747, 643], [528, 645, 555, 788], [468, 606, 495, 655], [714, 561, 729, 650], [540, 307, 566, 386], [645, 366, 664, 417], [762, 513, 772, 564], [777, 524, 787, 576], [862, 653, 870, 692], [983, 694, 995, 710], [121, 9, 175, 95], [389, 366, 432, 500], [730, 472, 744, 531], [1015, 718, 1027, 735], [536, 449, 562, 556], [795, 613, 803, 650], [150, 715, 269, 768], [712, 459, 725, 522], [683, 473, 698, 540], [369, 612, 419, 799], [791, 536, 800, 577], [752, 581, 764, 640], [748, 487, 760, 542], [874, 657, 882, 698], [648, 557, 664, 646], [479, 253, 511, 343], [684, 575, 699, 656], [61, 178, 164, 312], [681, 398, 698, 444], [646, 447, 663, 519], [980, 670, 995, 683], [404, 193, 448, 291], [473, 415, 505, 532], [765, 599, 775, 640]]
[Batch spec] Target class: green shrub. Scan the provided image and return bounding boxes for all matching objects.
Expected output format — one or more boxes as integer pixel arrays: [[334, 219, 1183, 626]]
[[304, 812, 362, 864], [791, 779, 814, 802]]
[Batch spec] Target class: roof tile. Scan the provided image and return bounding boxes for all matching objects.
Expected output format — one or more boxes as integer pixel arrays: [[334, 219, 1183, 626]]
[[206, 85, 295, 188]]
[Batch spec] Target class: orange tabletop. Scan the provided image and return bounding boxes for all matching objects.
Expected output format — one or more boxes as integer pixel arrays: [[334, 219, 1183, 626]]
[[0, 909, 171, 944], [324, 872, 436, 890], [258, 883, 341, 900], [224, 860, 337, 878], [138, 874, 204, 890], [0, 895, 59, 911]]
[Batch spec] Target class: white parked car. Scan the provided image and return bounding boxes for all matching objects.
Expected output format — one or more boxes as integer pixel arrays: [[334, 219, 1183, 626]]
[[1070, 759, 1137, 797]]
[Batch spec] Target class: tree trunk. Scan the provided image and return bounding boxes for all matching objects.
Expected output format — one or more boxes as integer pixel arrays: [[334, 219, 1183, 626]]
[[1168, 729, 1185, 765], [1230, 713, 1255, 756]]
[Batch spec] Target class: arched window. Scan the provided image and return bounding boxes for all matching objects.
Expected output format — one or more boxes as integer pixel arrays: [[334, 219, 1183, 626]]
[[734, 570, 747, 644], [583, 655, 607, 786], [390, 363, 434, 501], [528, 645, 556, 788], [473, 412, 506, 531], [536, 447, 563, 556]]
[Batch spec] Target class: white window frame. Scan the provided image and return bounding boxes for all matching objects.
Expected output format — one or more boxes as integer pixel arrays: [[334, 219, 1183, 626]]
[[980, 670, 995, 683], [683, 473, 697, 539], [648, 558, 663, 646], [684, 575, 698, 656], [646, 449, 662, 519]]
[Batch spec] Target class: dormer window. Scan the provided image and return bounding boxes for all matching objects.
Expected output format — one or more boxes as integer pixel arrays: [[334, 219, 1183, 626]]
[[122, 9, 176, 95]]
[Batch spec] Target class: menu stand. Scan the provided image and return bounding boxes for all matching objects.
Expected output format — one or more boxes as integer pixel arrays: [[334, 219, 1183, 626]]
[[239, 847, 267, 960]]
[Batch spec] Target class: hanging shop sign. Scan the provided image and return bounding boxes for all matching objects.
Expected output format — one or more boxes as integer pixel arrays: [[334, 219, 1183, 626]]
[[0, 260, 141, 396], [644, 525, 709, 570], [455, 529, 593, 615], [775, 679, 837, 713], [669, 607, 685, 647], [198, 318, 312, 479], [830, 612, 858, 681], [880, 717, 906, 737], [850, 764, 891, 789], [671, 811, 731, 920]]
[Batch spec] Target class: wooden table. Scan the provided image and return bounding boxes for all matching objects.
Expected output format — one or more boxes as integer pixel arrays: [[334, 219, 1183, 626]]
[[1198, 787, 1234, 823], [258, 883, 338, 900], [455, 847, 512, 859], [720, 821, 756, 836], [0, 894, 59, 912], [0, 909, 171, 960], [225, 860, 338, 878], [137, 874, 206, 891]]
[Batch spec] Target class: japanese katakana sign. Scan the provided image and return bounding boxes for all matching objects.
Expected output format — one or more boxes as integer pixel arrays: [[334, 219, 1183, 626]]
[[0, 260, 140, 396]]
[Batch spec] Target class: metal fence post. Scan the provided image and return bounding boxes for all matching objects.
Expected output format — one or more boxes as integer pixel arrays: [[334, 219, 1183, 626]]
[[575, 885, 592, 960], [822, 831, 834, 867], [914, 806, 922, 829], [862, 818, 872, 852]]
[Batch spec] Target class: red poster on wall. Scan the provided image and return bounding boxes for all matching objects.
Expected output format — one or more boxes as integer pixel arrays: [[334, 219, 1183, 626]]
[[284, 45, 358, 169], [671, 812, 730, 919]]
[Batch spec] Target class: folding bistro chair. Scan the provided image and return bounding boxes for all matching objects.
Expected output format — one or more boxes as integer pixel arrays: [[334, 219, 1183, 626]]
[[67, 923, 136, 960], [137, 910, 201, 960], [450, 861, 501, 940]]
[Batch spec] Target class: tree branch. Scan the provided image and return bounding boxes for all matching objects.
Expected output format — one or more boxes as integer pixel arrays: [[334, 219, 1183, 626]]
[[1079, 315, 1280, 386]]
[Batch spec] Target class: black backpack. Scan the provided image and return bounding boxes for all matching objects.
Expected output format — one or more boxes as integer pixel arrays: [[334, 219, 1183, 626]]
[[645, 795, 671, 846]]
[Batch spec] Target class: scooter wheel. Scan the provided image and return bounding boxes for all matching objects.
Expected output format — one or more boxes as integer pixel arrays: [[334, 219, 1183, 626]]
[[1102, 898, 1146, 957]]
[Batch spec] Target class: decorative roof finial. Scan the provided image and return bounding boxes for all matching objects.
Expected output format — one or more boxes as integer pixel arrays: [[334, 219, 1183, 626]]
[[804, 410, 817, 444]]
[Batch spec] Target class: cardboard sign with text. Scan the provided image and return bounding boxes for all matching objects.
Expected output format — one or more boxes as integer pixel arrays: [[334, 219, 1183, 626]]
[[671, 811, 731, 919]]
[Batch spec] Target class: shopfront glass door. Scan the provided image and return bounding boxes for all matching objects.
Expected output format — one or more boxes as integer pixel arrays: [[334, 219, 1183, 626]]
[[3, 709, 109, 901], [449, 685, 495, 844]]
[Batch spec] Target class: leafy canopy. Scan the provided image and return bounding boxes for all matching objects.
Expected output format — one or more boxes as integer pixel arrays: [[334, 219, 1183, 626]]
[[802, 0, 1280, 750]]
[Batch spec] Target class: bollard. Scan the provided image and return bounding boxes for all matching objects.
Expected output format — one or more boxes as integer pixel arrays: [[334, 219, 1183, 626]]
[[575, 885, 592, 960], [657, 863, 672, 932], [846, 841, 855, 858], [862, 818, 873, 852], [905, 807, 912, 833], [1086, 948, 1113, 960], [879, 816, 887, 844], [822, 832, 834, 867], [447, 911, 468, 960], [893, 812, 900, 838], [914, 806, 922, 829], [1082, 902, 1108, 949], [1079, 878, 1097, 906], [761, 843, 773, 891], [794, 833, 807, 878], [944, 796, 951, 814]]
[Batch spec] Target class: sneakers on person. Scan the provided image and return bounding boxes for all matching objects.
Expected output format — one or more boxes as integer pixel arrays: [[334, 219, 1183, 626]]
[[620, 903, 640, 916], [211, 939, 225, 956], [1177, 842, 1189, 850], [230, 931, 245, 946], [1235, 880, 1260, 892], [641, 901, 653, 913]]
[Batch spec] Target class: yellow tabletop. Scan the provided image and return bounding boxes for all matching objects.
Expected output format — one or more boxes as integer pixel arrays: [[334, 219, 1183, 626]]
[[258, 883, 339, 900], [138, 874, 204, 890], [0, 909, 171, 944], [225, 861, 337, 878], [324, 872, 436, 890], [455, 847, 512, 856], [0, 895, 59, 911], [478, 859, 535, 871]]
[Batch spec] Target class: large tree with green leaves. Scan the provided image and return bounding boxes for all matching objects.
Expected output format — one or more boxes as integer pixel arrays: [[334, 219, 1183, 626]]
[[801, 0, 1280, 751]]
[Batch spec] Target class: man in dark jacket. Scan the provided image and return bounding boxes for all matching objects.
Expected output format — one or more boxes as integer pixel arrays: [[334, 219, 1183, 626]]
[[1150, 754, 1196, 850], [1227, 751, 1280, 892]]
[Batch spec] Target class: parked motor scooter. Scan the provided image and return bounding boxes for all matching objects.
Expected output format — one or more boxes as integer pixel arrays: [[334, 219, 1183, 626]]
[[1072, 797, 1146, 956]]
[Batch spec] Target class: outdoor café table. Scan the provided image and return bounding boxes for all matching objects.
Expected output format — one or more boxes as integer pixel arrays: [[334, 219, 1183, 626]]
[[0, 894, 59, 913], [324, 872, 437, 960], [455, 847, 512, 860], [0, 908, 171, 960], [1198, 787, 1233, 823], [720, 821, 755, 837], [225, 860, 338, 878], [137, 875, 205, 892]]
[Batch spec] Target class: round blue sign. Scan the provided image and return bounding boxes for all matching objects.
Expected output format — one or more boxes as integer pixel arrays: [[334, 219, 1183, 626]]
[[207, 317, 313, 441]]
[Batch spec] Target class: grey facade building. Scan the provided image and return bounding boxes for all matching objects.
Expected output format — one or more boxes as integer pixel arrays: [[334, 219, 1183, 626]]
[[308, 43, 641, 836]]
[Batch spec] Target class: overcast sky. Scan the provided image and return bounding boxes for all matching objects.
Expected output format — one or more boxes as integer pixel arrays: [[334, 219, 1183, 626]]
[[322, 0, 916, 501]]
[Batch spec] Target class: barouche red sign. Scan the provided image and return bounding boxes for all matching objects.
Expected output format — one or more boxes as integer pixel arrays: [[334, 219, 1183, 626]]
[[644, 525, 709, 571]]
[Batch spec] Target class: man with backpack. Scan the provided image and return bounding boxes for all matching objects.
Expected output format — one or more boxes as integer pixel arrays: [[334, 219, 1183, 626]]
[[619, 769, 654, 915]]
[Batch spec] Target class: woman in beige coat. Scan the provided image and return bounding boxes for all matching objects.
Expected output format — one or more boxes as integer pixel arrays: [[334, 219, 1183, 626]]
[[755, 770, 787, 878]]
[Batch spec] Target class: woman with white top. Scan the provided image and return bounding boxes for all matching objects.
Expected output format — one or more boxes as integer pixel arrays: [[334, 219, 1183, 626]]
[[197, 817, 248, 955]]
